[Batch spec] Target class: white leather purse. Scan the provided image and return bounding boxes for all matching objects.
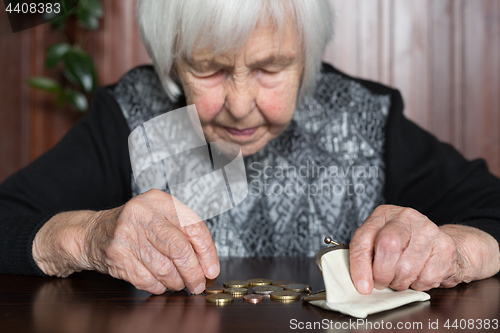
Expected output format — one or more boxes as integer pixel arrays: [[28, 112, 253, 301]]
[[307, 239, 430, 318]]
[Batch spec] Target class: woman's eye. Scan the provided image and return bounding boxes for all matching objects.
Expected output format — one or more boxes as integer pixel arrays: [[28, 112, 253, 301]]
[[259, 68, 279, 75], [195, 70, 224, 78], [256, 68, 285, 88]]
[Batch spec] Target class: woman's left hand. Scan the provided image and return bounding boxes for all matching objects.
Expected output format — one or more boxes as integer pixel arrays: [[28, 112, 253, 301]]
[[349, 205, 500, 294]]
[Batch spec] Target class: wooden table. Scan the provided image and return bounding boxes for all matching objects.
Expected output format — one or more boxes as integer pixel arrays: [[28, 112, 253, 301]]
[[1, 257, 499, 332]]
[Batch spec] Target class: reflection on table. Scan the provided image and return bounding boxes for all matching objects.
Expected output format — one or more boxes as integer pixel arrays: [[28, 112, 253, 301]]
[[0, 257, 498, 333]]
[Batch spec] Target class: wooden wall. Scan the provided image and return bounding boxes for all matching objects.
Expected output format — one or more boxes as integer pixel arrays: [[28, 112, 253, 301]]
[[325, 0, 500, 177], [1, 0, 499, 184]]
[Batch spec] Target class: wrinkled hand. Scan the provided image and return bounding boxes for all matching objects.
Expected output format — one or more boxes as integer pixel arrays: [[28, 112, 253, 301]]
[[349, 205, 500, 294], [32, 189, 220, 294], [83, 189, 219, 294]]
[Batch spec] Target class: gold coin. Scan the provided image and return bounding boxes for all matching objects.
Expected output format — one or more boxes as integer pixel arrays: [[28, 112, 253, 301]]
[[206, 293, 233, 304], [271, 280, 295, 287], [272, 298, 298, 303], [224, 287, 248, 297], [283, 283, 312, 293], [247, 278, 272, 287], [204, 285, 225, 294], [223, 280, 249, 288], [270, 290, 300, 302], [252, 285, 283, 295]]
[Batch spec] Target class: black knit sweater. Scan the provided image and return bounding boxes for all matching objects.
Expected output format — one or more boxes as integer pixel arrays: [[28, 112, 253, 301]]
[[1, 64, 499, 275]]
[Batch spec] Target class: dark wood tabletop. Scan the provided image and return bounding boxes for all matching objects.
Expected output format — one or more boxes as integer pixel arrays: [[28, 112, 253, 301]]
[[1, 257, 499, 333]]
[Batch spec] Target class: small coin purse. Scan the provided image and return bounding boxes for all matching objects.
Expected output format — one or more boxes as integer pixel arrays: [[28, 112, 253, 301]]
[[306, 238, 430, 318]]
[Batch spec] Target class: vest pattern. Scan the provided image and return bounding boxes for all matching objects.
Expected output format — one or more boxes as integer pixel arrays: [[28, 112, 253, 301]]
[[109, 66, 390, 257]]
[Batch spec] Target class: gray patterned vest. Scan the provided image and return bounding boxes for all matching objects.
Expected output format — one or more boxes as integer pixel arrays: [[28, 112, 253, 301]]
[[109, 65, 390, 257]]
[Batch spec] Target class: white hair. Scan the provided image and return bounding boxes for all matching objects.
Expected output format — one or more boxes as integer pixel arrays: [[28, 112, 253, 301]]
[[136, 0, 333, 101]]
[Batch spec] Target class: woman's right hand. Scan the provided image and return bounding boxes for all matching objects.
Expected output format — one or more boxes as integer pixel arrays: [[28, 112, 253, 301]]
[[33, 190, 220, 295]]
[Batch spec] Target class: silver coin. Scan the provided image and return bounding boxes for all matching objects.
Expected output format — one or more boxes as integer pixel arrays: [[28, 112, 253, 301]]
[[252, 285, 284, 295], [284, 283, 312, 293]]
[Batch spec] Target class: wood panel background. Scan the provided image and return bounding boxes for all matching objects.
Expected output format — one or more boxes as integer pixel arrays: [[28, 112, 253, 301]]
[[1, 0, 499, 184]]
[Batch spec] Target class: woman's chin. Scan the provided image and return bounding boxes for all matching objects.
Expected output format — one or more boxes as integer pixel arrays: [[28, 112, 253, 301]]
[[239, 139, 270, 157]]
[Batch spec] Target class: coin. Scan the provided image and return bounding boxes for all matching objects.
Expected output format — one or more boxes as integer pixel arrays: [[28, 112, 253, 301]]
[[301, 290, 326, 302], [270, 290, 300, 302], [243, 294, 264, 304], [284, 283, 312, 293], [204, 285, 225, 294], [206, 277, 217, 287], [206, 293, 233, 305], [223, 280, 249, 288], [224, 287, 248, 297], [247, 278, 272, 287], [252, 285, 284, 295], [271, 280, 295, 287]]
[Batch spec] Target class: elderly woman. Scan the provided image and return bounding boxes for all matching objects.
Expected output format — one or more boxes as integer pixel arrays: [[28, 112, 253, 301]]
[[0, 0, 499, 296]]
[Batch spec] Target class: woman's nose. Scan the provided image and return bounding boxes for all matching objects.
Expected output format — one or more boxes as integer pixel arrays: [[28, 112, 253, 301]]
[[224, 78, 257, 120]]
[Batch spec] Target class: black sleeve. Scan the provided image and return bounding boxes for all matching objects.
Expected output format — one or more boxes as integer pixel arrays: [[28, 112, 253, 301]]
[[384, 90, 500, 243], [0, 87, 132, 275]]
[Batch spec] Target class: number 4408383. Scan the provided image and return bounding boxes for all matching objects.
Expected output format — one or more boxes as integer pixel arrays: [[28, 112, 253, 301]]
[[444, 319, 498, 330], [6, 2, 61, 14]]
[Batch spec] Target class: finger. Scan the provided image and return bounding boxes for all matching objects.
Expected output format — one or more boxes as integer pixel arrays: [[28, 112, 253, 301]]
[[114, 256, 167, 295], [372, 221, 410, 290], [411, 240, 457, 291], [149, 224, 207, 294], [139, 242, 185, 291], [410, 256, 447, 291], [168, 196, 220, 280], [439, 268, 463, 289], [350, 213, 387, 295], [145, 191, 220, 281], [389, 243, 430, 290], [389, 216, 437, 290], [183, 222, 220, 279]]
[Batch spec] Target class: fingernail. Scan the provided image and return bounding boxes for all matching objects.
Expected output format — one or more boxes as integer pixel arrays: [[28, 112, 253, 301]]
[[207, 264, 219, 278], [193, 282, 205, 294], [356, 280, 370, 294]]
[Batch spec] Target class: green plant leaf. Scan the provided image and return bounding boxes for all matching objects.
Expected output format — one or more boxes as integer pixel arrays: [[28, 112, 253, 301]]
[[81, 0, 103, 17], [64, 89, 88, 112], [76, 7, 99, 30], [27, 77, 61, 93], [63, 68, 78, 86], [46, 43, 71, 68], [76, 0, 103, 30], [63, 49, 97, 93], [47, 6, 76, 30], [49, 15, 66, 30]]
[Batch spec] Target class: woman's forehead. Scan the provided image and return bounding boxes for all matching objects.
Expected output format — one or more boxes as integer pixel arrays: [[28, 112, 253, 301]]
[[184, 25, 300, 68]]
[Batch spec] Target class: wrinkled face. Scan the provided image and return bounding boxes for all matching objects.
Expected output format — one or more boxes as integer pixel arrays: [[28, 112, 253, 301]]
[[175, 23, 303, 156]]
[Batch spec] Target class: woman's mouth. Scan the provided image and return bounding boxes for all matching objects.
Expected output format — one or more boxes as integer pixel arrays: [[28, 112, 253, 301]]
[[224, 126, 259, 137]]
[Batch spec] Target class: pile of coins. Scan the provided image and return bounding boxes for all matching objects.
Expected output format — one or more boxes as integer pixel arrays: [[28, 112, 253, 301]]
[[204, 278, 312, 305]]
